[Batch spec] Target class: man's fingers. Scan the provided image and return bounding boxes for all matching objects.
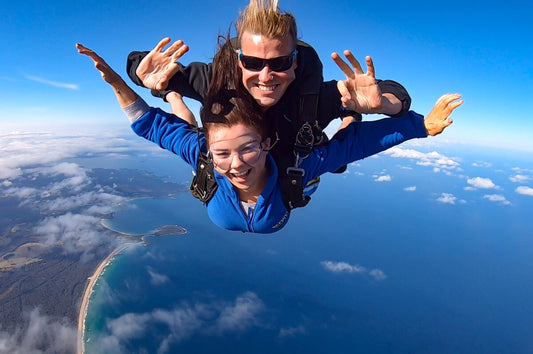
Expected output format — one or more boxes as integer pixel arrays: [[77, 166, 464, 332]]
[[437, 93, 463, 115], [449, 99, 464, 111], [337, 80, 350, 97], [344, 50, 364, 75], [331, 52, 355, 79], [154, 37, 171, 53], [164, 40, 184, 56], [170, 44, 189, 62], [437, 93, 461, 106], [155, 78, 167, 91], [365, 56, 375, 78], [163, 64, 181, 83]]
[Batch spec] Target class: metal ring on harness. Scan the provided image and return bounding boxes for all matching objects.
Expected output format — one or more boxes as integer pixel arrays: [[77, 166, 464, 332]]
[[293, 121, 314, 163]]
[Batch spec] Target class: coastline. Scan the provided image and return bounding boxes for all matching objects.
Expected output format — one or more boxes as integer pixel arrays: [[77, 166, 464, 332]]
[[100, 218, 151, 237], [77, 217, 187, 353], [76, 243, 133, 354]]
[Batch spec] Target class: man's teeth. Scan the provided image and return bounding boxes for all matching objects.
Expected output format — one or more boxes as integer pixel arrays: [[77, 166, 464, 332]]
[[234, 170, 249, 177]]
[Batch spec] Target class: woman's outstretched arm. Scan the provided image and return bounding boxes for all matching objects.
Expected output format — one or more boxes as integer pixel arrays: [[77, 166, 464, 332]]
[[76, 43, 138, 108]]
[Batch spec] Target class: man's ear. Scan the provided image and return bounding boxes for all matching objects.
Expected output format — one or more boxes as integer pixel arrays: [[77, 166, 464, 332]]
[[236, 50, 244, 69]]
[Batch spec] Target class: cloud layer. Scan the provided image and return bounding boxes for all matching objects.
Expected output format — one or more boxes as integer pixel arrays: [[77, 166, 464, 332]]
[[0, 130, 156, 258]]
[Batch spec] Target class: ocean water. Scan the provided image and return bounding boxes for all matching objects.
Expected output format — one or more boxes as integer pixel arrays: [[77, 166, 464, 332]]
[[84, 145, 533, 353]]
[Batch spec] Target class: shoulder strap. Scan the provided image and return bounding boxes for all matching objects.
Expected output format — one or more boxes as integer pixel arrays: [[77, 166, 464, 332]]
[[280, 41, 325, 210], [282, 93, 321, 210]]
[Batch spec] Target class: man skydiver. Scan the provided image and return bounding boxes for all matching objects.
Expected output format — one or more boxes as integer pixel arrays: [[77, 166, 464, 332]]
[[126, 0, 412, 209]]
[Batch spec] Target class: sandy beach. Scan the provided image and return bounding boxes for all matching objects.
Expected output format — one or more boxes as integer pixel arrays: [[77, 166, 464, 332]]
[[77, 215, 186, 352], [76, 244, 133, 354]]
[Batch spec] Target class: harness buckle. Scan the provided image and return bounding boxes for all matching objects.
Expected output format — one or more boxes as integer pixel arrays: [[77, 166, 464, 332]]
[[286, 167, 305, 178]]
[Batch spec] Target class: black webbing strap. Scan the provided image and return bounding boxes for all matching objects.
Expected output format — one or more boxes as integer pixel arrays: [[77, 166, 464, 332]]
[[284, 93, 320, 209]]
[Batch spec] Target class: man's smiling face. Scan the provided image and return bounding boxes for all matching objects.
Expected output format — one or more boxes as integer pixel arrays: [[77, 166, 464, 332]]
[[238, 31, 297, 110]]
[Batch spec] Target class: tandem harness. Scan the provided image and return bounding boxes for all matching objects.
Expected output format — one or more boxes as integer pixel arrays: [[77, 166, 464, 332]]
[[188, 94, 322, 211], [190, 40, 326, 210]]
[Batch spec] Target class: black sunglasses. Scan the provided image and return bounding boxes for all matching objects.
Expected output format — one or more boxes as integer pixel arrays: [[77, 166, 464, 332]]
[[238, 50, 297, 72]]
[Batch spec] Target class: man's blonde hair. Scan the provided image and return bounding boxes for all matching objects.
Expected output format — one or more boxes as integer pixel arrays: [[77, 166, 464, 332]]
[[236, 0, 297, 48]]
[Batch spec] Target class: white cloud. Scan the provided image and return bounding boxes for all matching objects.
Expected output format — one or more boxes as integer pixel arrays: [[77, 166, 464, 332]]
[[214, 292, 264, 333], [483, 194, 511, 205], [34, 212, 119, 258], [96, 292, 264, 353], [147, 267, 170, 286], [321, 261, 387, 281], [279, 325, 306, 338], [516, 186, 533, 196], [510, 175, 530, 183], [106, 312, 152, 340], [25, 74, 79, 90], [374, 175, 391, 182], [404, 186, 416, 192], [512, 167, 533, 174], [42, 191, 125, 214], [369, 269, 387, 281], [437, 193, 457, 205], [4, 186, 39, 199], [321, 261, 366, 273], [384, 147, 460, 170], [39, 162, 86, 177], [467, 177, 497, 189], [0, 308, 77, 354], [472, 161, 492, 168], [0, 166, 23, 180]]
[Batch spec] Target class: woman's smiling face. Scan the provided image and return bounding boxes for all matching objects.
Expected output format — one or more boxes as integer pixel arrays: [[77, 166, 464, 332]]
[[208, 123, 270, 199]]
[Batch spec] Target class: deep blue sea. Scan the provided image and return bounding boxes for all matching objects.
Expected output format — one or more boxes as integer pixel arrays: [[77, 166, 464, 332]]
[[84, 144, 533, 353]]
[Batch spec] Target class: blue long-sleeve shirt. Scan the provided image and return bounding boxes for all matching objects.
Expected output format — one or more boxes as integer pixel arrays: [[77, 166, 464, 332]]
[[125, 98, 427, 233]]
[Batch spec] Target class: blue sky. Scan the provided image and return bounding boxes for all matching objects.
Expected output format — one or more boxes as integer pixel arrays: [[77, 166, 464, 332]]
[[1, 0, 532, 151]]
